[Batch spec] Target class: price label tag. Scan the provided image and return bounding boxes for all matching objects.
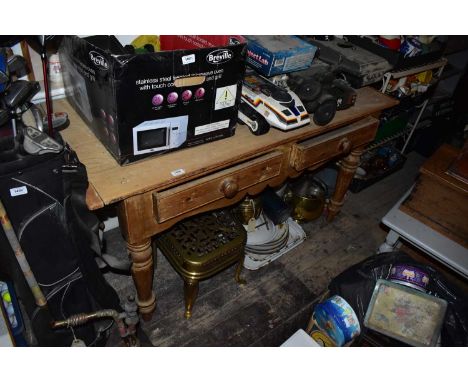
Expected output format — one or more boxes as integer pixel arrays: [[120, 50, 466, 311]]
[[171, 168, 185, 177], [182, 54, 195, 65], [10, 186, 28, 197], [247, 217, 257, 232]]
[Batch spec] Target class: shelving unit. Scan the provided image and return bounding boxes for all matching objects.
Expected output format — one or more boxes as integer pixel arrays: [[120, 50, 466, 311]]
[[350, 58, 449, 193], [379, 57, 448, 153], [380, 58, 448, 94]]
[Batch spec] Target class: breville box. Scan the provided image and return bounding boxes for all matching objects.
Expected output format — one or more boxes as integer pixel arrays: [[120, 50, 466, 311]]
[[244, 35, 317, 77], [60, 35, 246, 165]]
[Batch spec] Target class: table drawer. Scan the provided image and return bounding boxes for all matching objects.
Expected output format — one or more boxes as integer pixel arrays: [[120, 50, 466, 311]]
[[290, 116, 379, 172], [153, 151, 284, 223]]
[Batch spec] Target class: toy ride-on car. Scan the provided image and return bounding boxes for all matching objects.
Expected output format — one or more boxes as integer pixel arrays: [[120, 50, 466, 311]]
[[238, 71, 310, 135], [287, 65, 357, 126]]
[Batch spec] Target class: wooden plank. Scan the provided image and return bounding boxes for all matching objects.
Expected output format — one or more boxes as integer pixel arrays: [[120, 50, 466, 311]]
[[58, 87, 398, 209], [281, 213, 381, 295], [250, 304, 314, 347], [148, 261, 315, 347], [183, 302, 278, 346], [147, 261, 286, 346]]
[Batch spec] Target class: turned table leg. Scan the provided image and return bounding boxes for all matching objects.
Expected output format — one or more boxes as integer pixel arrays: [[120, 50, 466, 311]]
[[378, 230, 401, 254], [126, 239, 156, 321], [328, 148, 363, 222], [234, 256, 246, 285]]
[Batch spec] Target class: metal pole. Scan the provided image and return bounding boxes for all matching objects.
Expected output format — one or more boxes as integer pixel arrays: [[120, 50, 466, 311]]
[[41, 49, 54, 137], [401, 61, 446, 154], [0, 199, 47, 307], [401, 98, 429, 154]]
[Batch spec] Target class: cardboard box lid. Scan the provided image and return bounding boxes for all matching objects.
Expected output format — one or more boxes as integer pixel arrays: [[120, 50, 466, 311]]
[[245, 35, 316, 54], [159, 35, 246, 51]]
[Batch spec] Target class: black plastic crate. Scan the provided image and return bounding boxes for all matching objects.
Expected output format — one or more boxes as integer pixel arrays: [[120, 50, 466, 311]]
[[350, 148, 407, 193]]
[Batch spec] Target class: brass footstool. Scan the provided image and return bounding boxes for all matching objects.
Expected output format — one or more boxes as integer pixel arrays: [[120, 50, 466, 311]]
[[155, 210, 247, 319]]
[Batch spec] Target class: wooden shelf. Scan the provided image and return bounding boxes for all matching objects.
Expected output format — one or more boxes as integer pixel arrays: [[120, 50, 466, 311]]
[[383, 58, 448, 80]]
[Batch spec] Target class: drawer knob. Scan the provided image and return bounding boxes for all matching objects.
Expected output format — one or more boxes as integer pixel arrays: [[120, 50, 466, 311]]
[[338, 137, 352, 155], [220, 178, 239, 199]]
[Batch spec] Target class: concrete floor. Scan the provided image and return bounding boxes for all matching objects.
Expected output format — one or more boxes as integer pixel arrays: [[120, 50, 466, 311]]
[[104, 152, 427, 346]]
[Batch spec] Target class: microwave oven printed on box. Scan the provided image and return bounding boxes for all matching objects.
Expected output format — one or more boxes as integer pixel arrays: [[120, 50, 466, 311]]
[[60, 35, 247, 165], [132, 115, 188, 156]]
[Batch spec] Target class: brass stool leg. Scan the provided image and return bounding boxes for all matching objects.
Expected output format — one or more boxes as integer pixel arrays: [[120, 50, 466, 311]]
[[234, 255, 246, 285], [184, 279, 199, 319]]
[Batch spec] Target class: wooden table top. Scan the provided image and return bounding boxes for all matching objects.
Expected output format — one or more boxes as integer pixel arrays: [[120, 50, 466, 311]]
[[421, 144, 468, 194], [58, 86, 397, 210]]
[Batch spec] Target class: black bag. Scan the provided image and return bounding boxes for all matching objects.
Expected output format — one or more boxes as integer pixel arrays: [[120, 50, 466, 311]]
[[0, 141, 122, 346], [328, 251, 468, 346]]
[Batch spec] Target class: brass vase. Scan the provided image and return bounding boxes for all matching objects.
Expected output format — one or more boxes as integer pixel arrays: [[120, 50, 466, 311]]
[[235, 196, 263, 225], [286, 175, 327, 223]]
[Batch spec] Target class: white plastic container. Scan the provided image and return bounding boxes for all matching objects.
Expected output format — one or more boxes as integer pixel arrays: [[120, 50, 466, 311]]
[[48, 53, 63, 86]]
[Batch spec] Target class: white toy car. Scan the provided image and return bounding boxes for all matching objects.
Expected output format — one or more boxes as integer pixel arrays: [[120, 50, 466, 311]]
[[238, 72, 310, 135]]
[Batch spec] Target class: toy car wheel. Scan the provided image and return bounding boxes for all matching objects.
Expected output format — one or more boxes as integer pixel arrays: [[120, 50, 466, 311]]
[[249, 115, 270, 136], [295, 79, 322, 102], [313, 99, 336, 126]]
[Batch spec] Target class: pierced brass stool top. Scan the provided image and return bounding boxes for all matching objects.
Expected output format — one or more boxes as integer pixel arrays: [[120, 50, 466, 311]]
[[155, 210, 247, 280]]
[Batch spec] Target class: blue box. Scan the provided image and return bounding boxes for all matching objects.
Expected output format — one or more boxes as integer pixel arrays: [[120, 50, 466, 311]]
[[1, 280, 26, 345], [245, 35, 317, 77]]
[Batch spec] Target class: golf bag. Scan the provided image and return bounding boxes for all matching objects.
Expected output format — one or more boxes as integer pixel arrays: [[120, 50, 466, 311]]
[[0, 140, 122, 346]]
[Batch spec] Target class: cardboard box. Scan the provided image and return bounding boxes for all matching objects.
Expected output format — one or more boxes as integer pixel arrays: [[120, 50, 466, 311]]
[[60, 35, 246, 165], [244, 35, 317, 77]]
